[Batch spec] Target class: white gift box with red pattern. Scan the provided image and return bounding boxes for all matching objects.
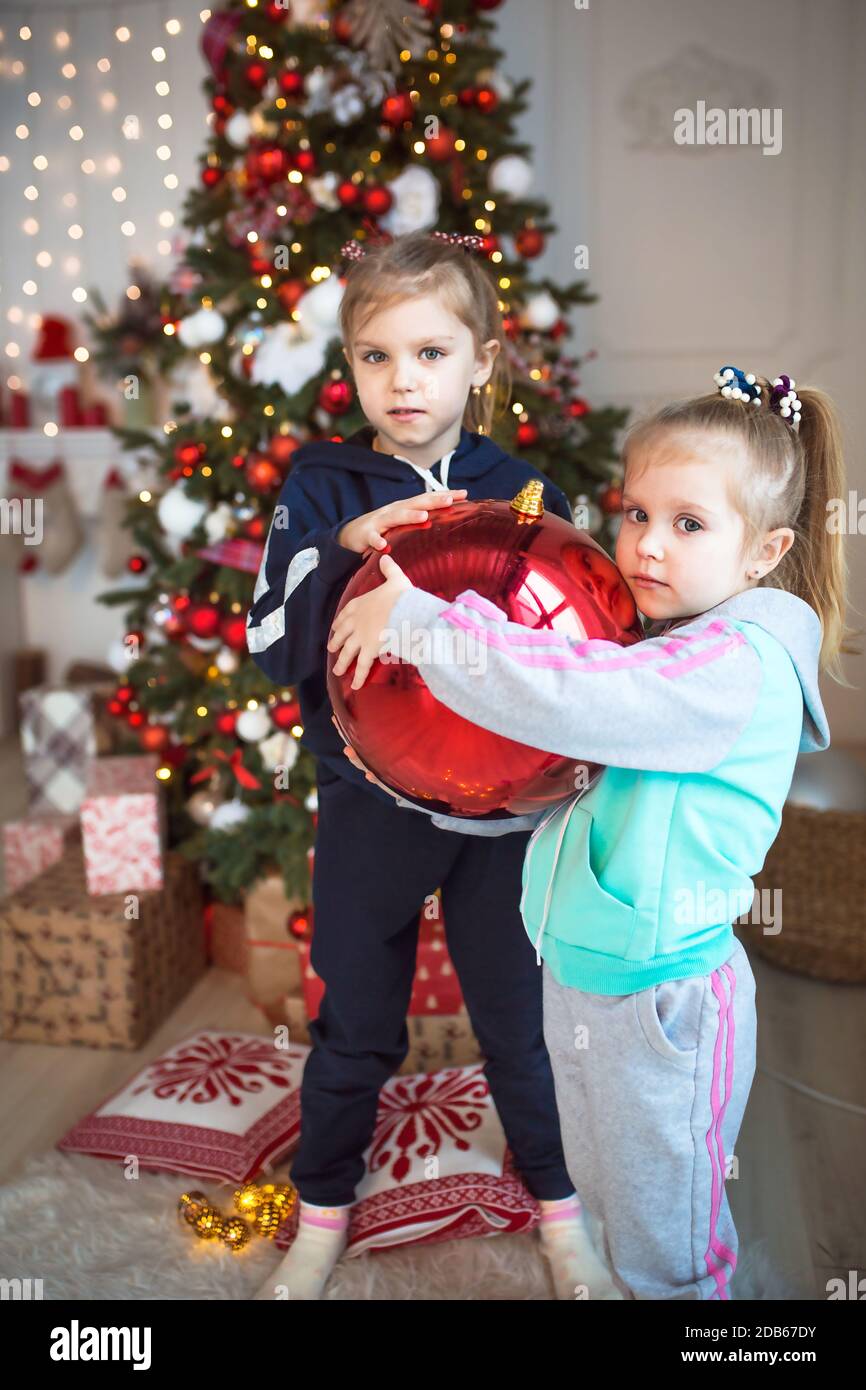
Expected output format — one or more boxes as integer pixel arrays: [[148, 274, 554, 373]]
[[2, 815, 75, 894], [80, 755, 165, 895]]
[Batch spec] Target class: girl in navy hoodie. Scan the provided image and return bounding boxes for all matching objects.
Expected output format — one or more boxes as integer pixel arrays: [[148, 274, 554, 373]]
[[246, 230, 615, 1300]]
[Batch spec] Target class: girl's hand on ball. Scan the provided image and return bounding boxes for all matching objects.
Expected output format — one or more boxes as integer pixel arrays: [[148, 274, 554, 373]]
[[337, 489, 467, 554], [327, 554, 413, 690]]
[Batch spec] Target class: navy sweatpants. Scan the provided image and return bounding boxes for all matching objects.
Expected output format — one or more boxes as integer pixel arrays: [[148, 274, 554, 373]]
[[289, 772, 575, 1206]]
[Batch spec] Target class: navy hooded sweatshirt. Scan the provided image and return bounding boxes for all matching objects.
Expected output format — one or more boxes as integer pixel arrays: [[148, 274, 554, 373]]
[[245, 422, 574, 814]]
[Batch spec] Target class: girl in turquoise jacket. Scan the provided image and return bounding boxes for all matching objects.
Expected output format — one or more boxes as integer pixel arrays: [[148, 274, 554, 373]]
[[328, 367, 852, 1300]]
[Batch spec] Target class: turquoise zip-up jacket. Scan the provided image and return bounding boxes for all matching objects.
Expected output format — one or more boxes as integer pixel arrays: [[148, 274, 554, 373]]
[[384, 585, 830, 994]]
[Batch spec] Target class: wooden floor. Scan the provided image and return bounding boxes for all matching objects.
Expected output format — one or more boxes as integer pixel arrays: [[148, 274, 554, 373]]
[[1, 738, 864, 1300]]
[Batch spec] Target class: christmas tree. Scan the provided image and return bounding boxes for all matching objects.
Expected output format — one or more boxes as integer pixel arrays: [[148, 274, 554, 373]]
[[94, 0, 628, 905]]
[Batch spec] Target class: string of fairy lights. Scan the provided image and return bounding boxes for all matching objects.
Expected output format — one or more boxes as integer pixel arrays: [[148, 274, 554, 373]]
[[0, 3, 215, 410]]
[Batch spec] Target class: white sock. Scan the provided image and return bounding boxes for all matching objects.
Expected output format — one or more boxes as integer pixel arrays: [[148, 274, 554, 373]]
[[253, 1200, 351, 1301], [537, 1192, 624, 1301]]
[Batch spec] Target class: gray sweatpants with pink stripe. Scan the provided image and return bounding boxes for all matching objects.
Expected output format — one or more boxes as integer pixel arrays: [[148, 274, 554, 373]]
[[541, 937, 757, 1300]]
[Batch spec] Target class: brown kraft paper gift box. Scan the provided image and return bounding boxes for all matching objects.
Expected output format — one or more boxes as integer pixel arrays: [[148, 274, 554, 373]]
[[0, 839, 206, 1050]]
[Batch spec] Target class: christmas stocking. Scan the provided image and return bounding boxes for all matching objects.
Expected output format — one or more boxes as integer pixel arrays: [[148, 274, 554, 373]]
[[4, 459, 85, 575], [97, 468, 136, 577]]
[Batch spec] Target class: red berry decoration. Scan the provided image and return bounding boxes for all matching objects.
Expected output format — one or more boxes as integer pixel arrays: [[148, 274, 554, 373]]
[[327, 488, 643, 816], [212, 93, 233, 117], [107, 698, 125, 717], [318, 378, 353, 415], [127, 710, 146, 729], [426, 125, 457, 161], [220, 614, 249, 651], [567, 398, 590, 419], [163, 613, 186, 640], [265, 0, 288, 20], [215, 710, 238, 736], [244, 516, 267, 541], [381, 92, 414, 127], [516, 226, 545, 258], [550, 318, 568, 340], [516, 421, 539, 448], [362, 184, 393, 217], [201, 166, 223, 189], [186, 602, 222, 640], [272, 700, 301, 729], [127, 554, 148, 574], [279, 69, 305, 98], [115, 684, 134, 705], [479, 233, 500, 256], [457, 87, 476, 108]]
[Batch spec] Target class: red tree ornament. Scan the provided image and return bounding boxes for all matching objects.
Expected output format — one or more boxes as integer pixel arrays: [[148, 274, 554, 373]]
[[277, 279, 305, 313], [127, 554, 148, 574], [516, 421, 539, 448], [201, 166, 223, 189], [268, 433, 300, 467], [426, 126, 457, 161], [215, 710, 238, 736], [327, 483, 643, 816], [140, 725, 170, 753], [363, 184, 393, 217], [475, 86, 499, 114], [220, 614, 249, 650], [246, 454, 282, 492], [318, 378, 353, 415], [279, 70, 305, 99], [245, 60, 269, 89], [337, 180, 362, 208], [272, 700, 301, 729], [186, 602, 222, 639], [567, 398, 590, 419], [516, 226, 545, 258], [598, 481, 623, 514], [381, 92, 414, 127]]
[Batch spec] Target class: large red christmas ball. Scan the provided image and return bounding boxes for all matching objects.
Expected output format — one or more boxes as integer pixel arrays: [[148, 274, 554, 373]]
[[327, 484, 643, 816], [220, 614, 249, 650], [363, 184, 393, 217]]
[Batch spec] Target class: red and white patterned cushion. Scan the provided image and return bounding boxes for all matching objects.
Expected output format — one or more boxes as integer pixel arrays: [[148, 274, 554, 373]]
[[277, 1064, 540, 1255], [57, 1030, 306, 1183], [58, 1031, 540, 1252]]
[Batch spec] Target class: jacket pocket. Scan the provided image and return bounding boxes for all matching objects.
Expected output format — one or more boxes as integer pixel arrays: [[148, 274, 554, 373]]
[[522, 800, 638, 959]]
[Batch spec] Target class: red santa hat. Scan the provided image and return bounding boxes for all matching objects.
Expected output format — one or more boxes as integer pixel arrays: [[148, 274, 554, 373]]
[[32, 315, 76, 361]]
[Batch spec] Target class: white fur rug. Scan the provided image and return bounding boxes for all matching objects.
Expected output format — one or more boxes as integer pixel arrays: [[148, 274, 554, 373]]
[[0, 1151, 802, 1301]]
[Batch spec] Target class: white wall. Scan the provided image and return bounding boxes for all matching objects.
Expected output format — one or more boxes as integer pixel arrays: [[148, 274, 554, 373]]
[[495, 0, 865, 742]]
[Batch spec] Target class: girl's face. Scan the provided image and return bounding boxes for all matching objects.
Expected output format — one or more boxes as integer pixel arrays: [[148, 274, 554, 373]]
[[345, 292, 498, 453], [615, 429, 756, 621]]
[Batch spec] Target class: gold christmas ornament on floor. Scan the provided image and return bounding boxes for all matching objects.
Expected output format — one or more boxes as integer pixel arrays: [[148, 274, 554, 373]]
[[178, 1179, 297, 1253]]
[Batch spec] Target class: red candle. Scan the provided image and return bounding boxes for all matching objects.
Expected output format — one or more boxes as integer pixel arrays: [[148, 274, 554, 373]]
[[59, 385, 82, 426], [9, 391, 30, 427], [80, 402, 108, 426]]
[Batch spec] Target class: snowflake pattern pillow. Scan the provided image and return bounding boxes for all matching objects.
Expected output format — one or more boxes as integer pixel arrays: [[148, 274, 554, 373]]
[[57, 1030, 306, 1183]]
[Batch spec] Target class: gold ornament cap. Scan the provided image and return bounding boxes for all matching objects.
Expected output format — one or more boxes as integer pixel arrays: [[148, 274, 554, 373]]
[[510, 479, 545, 521]]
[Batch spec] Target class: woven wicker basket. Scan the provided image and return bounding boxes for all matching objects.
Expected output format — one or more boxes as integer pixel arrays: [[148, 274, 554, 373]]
[[738, 803, 866, 982]]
